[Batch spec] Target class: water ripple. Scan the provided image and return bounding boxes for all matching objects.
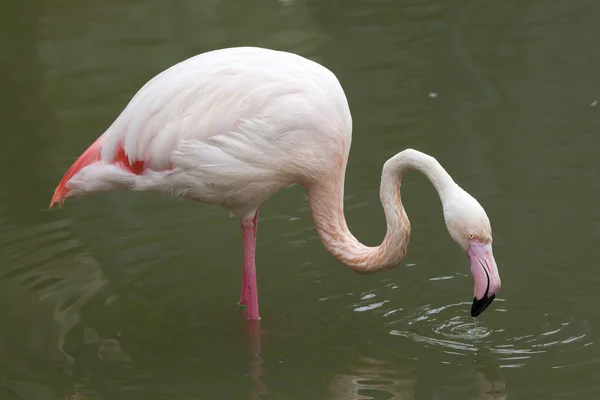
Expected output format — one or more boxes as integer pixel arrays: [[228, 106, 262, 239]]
[[386, 300, 594, 368], [0, 216, 108, 379]]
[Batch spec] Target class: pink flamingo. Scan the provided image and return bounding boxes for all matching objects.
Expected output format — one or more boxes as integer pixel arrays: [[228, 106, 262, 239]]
[[50, 47, 501, 320]]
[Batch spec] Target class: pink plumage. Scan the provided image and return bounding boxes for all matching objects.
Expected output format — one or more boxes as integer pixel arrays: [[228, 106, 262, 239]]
[[51, 46, 501, 320]]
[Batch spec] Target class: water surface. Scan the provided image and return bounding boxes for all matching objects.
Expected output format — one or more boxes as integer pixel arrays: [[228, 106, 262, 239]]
[[2, 0, 600, 398]]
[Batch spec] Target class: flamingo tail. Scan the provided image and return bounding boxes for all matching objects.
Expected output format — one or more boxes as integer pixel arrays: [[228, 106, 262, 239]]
[[50, 135, 145, 208]]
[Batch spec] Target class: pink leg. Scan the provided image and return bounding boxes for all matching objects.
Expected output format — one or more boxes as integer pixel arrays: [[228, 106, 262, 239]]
[[240, 210, 260, 319], [239, 263, 248, 306], [239, 210, 259, 306]]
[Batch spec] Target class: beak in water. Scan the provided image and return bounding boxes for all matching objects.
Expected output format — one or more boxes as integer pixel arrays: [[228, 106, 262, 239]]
[[468, 241, 501, 317]]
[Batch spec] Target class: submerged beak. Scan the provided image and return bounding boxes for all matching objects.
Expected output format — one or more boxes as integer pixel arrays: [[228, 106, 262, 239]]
[[467, 241, 501, 317]]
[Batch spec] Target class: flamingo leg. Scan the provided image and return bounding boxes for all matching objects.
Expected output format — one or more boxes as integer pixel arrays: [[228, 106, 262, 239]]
[[239, 263, 248, 306], [240, 209, 260, 319]]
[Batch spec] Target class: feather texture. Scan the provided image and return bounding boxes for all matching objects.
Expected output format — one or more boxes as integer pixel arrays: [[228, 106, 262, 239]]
[[51, 47, 352, 218], [50, 46, 500, 308]]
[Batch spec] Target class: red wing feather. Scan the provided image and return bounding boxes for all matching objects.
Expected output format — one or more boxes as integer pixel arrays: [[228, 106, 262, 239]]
[[50, 136, 145, 207]]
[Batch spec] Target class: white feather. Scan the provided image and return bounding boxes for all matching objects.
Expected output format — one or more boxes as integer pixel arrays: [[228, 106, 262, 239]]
[[79, 47, 353, 218]]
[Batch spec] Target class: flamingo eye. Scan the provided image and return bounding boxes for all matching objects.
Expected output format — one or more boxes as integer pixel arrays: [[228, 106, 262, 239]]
[[468, 233, 475, 240]]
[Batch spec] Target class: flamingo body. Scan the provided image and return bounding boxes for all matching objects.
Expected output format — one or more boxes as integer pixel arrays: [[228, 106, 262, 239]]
[[51, 47, 351, 220], [51, 47, 501, 321]]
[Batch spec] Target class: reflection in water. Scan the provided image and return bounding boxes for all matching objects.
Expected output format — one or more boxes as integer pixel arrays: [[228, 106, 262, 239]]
[[83, 328, 132, 363], [0, 0, 110, 397], [328, 357, 507, 400], [0, 217, 107, 398], [64, 383, 102, 400], [329, 357, 415, 400], [245, 320, 268, 400], [476, 369, 507, 400]]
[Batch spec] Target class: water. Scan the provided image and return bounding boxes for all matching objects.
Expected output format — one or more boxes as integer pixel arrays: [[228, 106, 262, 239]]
[[2, 0, 600, 398]]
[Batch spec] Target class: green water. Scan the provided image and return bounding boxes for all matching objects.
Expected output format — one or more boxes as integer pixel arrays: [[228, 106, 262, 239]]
[[1, 0, 600, 398]]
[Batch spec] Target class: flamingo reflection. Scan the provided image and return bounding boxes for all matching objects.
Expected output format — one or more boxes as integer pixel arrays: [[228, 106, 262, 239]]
[[245, 320, 268, 399], [476, 369, 507, 400], [329, 357, 415, 400]]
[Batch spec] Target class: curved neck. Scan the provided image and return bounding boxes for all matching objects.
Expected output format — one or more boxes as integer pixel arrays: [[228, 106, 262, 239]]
[[306, 149, 456, 274]]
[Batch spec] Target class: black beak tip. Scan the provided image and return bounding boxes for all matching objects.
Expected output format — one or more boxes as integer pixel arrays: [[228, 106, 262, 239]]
[[471, 294, 496, 317]]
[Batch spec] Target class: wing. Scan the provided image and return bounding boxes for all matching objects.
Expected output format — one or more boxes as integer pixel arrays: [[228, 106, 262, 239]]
[[100, 46, 351, 172], [51, 47, 352, 207]]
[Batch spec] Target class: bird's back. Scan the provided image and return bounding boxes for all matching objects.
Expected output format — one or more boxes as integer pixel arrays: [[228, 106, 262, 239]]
[[102, 47, 353, 174], [53, 47, 353, 217]]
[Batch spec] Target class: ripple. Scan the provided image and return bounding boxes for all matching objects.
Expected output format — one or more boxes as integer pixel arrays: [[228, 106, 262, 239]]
[[0, 215, 108, 385], [0, 216, 107, 309], [355, 301, 389, 313], [387, 301, 595, 368]]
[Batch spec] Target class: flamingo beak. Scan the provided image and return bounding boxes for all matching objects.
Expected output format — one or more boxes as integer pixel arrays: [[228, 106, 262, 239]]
[[467, 241, 501, 317]]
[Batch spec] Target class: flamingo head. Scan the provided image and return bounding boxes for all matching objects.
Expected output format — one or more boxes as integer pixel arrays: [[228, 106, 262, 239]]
[[443, 186, 501, 317]]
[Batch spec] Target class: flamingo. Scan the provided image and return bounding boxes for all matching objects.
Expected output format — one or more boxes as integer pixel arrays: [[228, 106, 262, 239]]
[[50, 46, 501, 320]]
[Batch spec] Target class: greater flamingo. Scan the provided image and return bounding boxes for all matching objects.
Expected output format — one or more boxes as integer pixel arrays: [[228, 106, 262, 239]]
[[50, 47, 501, 320]]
